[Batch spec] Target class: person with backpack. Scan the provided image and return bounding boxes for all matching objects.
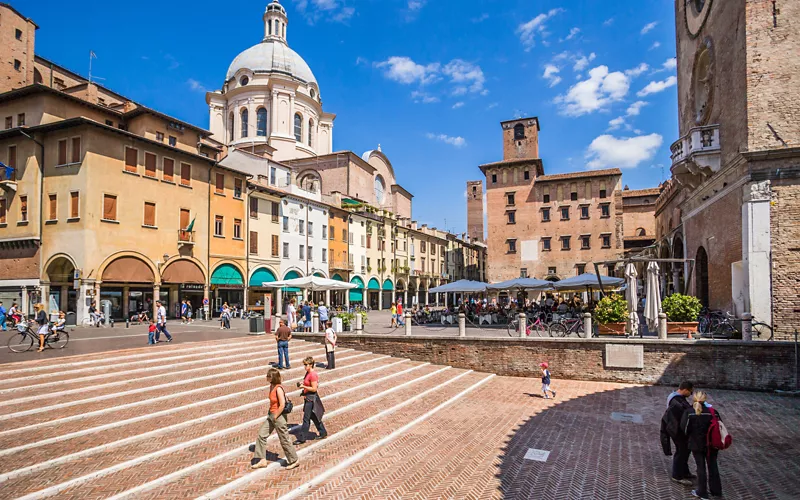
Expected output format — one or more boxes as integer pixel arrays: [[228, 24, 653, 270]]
[[660, 381, 695, 485], [251, 367, 299, 470], [681, 391, 725, 499]]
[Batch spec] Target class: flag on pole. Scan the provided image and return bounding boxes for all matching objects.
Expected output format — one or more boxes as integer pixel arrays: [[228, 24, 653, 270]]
[[90, 50, 97, 59], [186, 217, 196, 233], [0, 160, 14, 181]]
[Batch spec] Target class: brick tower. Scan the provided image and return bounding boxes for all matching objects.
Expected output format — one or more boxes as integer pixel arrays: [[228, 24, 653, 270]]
[[501, 117, 540, 160], [466, 180, 484, 242]]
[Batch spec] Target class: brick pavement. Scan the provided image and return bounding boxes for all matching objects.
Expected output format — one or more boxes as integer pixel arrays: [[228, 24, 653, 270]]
[[0, 336, 797, 499]]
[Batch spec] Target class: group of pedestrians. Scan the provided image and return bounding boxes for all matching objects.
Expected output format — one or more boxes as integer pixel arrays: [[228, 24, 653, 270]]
[[285, 298, 331, 333], [661, 381, 727, 499], [179, 300, 194, 324]]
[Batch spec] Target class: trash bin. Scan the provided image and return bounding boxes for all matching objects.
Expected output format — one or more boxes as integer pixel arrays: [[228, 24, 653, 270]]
[[65, 311, 77, 326], [249, 315, 263, 333], [332, 317, 343, 333]]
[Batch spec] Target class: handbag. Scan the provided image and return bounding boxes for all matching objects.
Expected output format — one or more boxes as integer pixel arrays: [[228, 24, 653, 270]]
[[280, 386, 293, 415]]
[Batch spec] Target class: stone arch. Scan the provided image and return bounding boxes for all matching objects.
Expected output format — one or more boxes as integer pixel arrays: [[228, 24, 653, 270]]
[[248, 266, 279, 285], [313, 270, 329, 279], [98, 251, 158, 284], [297, 169, 322, 193], [396, 279, 406, 291], [161, 258, 207, 284], [34, 68, 43, 84], [282, 267, 305, 280], [210, 260, 246, 287], [636, 227, 647, 236], [43, 253, 78, 283]]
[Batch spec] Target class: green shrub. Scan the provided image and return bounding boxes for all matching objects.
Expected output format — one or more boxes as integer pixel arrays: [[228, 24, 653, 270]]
[[593, 294, 628, 324], [662, 293, 702, 322]]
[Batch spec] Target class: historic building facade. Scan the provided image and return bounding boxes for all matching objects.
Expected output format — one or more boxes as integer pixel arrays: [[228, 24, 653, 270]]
[[653, 0, 799, 338]]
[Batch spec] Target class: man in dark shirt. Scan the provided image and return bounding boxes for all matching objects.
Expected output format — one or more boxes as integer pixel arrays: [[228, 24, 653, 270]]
[[275, 320, 292, 369], [660, 381, 695, 484]]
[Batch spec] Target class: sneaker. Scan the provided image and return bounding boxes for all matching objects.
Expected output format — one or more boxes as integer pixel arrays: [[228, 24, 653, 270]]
[[285, 461, 300, 470], [167, 338, 173, 343], [691, 490, 709, 500], [293, 440, 306, 446], [543, 395, 550, 399], [251, 459, 269, 469], [551, 391, 557, 398]]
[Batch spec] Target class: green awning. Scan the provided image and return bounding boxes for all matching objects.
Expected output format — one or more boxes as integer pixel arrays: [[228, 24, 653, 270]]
[[249, 267, 277, 287], [283, 270, 301, 293], [342, 198, 362, 206], [211, 264, 243, 286], [382, 279, 394, 291], [350, 276, 365, 288], [368, 278, 381, 290], [332, 274, 344, 281], [349, 276, 364, 303]]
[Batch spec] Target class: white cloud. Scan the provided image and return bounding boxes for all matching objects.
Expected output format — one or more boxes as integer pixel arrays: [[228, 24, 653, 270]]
[[607, 116, 626, 131], [564, 27, 580, 41], [625, 63, 649, 78], [411, 91, 439, 104], [517, 8, 564, 51], [426, 133, 467, 148], [641, 21, 658, 35], [650, 41, 661, 50], [355, 56, 369, 66], [663, 57, 677, 70], [603, 18, 614, 27], [186, 78, 207, 92], [452, 102, 465, 109], [543, 64, 562, 87], [573, 53, 596, 72], [442, 59, 486, 94], [375, 56, 440, 85], [472, 13, 489, 23], [555, 65, 630, 116], [296, 0, 354, 24], [407, 0, 425, 11], [487, 102, 499, 110], [586, 133, 663, 169], [626, 100, 648, 116], [637, 75, 677, 96]]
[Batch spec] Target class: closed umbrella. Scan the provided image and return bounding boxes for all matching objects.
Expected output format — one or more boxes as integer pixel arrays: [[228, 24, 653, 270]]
[[645, 262, 662, 333], [625, 263, 639, 336]]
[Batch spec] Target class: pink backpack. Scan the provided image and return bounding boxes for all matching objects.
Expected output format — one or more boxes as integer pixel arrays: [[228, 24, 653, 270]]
[[707, 407, 732, 451]]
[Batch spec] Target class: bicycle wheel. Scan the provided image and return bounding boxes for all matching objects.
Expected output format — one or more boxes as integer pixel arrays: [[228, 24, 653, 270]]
[[712, 323, 735, 339], [529, 321, 547, 337], [46, 332, 69, 349], [507, 320, 518, 337], [751, 322, 773, 341], [7, 332, 33, 353], [548, 322, 567, 337]]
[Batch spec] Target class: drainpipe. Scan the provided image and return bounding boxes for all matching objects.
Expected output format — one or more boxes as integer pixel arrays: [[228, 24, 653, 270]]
[[19, 130, 45, 303]]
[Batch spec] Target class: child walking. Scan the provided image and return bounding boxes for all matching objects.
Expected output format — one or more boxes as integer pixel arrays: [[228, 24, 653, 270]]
[[148, 320, 157, 345], [540, 362, 556, 399]]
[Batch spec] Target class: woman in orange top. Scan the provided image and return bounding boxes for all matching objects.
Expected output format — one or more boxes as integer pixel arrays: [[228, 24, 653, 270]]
[[251, 368, 299, 470]]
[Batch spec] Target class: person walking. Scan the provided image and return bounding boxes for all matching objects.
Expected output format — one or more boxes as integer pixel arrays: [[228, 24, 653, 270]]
[[317, 301, 329, 332], [186, 300, 193, 323], [301, 301, 312, 332], [0, 301, 6, 331], [539, 362, 556, 399], [390, 302, 397, 328], [275, 319, 292, 369], [286, 298, 297, 331], [34, 303, 49, 352], [396, 299, 404, 326], [147, 319, 158, 345], [251, 368, 299, 470], [294, 356, 327, 444], [681, 391, 723, 499], [155, 300, 172, 342], [180, 300, 188, 324], [661, 381, 695, 485], [324, 320, 337, 369]]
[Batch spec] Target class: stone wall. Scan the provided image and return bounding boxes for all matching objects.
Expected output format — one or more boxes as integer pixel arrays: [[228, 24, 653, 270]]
[[295, 333, 798, 391], [770, 179, 800, 340]]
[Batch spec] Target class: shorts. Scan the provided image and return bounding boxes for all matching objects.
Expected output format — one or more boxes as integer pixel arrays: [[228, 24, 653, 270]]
[[304, 320, 312, 328], [542, 383, 551, 392]]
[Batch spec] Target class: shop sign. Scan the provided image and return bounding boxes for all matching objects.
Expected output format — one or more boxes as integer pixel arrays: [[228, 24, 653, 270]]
[[180, 284, 205, 291]]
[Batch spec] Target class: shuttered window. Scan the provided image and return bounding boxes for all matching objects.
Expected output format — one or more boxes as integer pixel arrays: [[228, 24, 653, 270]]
[[103, 194, 117, 221], [250, 197, 258, 218], [70, 192, 79, 218], [7, 146, 16, 170], [57, 139, 67, 165], [180, 163, 191, 186], [0, 198, 7, 224], [48, 194, 57, 220], [144, 152, 157, 177], [271, 201, 279, 222], [19, 195, 27, 221], [234, 178, 243, 198], [124, 147, 137, 173], [215, 173, 224, 194], [143, 202, 156, 226], [71, 137, 81, 164], [180, 208, 190, 229], [271, 235, 279, 257], [249, 231, 258, 254], [163, 158, 174, 182]]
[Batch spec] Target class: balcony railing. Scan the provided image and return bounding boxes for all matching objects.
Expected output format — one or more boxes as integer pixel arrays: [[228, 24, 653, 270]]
[[670, 124, 721, 189], [330, 260, 353, 271], [178, 230, 195, 245]]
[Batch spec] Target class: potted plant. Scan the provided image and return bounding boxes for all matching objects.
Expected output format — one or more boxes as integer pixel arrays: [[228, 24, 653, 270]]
[[593, 294, 627, 335], [662, 294, 702, 335]]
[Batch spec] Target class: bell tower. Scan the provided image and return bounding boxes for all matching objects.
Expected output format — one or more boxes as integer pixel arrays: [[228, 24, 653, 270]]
[[263, 0, 288, 43], [501, 117, 540, 161]]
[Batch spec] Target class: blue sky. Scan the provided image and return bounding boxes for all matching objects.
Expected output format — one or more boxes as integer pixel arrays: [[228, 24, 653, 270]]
[[24, 0, 678, 234]]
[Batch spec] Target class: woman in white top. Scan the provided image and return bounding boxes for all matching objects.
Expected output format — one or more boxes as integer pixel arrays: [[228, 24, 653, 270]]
[[324, 320, 337, 370], [286, 299, 297, 330]]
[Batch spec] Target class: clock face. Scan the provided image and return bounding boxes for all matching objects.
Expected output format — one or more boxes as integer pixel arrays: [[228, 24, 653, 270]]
[[685, 0, 712, 38]]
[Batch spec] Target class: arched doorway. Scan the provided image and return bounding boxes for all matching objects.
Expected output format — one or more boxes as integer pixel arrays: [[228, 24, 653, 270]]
[[162, 259, 206, 318], [211, 263, 245, 315], [367, 278, 381, 310], [44, 256, 77, 314], [382, 279, 394, 310], [349, 276, 365, 305], [249, 267, 278, 315], [101, 256, 156, 320], [695, 246, 709, 307]]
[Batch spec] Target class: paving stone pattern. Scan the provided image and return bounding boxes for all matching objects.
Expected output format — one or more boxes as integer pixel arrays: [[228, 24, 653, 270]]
[[0, 336, 797, 499]]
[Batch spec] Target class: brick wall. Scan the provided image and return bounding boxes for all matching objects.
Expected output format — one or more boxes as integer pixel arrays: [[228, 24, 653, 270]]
[[0, 4, 36, 94], [296, 333, 798, 391], [770, 180, 800, 340], [466, 180, 484, 242]]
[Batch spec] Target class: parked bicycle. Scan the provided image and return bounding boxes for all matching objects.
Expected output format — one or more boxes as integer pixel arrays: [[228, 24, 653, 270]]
[[548, 316, 584, 338], [508, 313, 550, 337], [751, 319, 774, 340], [6, 320, 69, 353]]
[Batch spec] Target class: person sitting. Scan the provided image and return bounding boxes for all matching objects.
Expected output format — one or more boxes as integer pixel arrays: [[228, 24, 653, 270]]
[[51, 311, 66, 335]]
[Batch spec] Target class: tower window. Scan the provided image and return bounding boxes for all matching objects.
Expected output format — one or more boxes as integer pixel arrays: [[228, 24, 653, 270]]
[[15, 29, 23, 41], [240, 76, 249, 86], [294, 113, 302, 142], [14, 60, 21, 71], [241, 109, 249, 138], [228, 112, 234, 141], [514, 124, 525, 140], [257, 108, 267, 137], [275, 20, 280, 36]]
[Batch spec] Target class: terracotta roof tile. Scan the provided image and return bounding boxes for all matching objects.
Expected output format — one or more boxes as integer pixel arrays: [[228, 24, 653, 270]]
[[536, 168, 622, 182], [622, 187, 661, 198]]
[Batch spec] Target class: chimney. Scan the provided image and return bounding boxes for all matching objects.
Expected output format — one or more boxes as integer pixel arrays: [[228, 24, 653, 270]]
[[411, 221, 418, 230]]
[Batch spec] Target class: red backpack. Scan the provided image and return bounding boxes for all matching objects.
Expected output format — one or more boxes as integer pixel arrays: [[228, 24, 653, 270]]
[[706, 407, 732, 451]]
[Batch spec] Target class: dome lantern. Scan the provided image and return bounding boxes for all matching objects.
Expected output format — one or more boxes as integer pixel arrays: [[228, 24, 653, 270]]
[[263, 0, 288, 43]]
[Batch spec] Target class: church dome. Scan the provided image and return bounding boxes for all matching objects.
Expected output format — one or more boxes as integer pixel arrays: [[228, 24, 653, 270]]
[[225, 40, 318, 86]]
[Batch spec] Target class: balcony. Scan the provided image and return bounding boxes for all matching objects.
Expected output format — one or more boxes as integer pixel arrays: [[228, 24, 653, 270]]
[[330, 260, 353, 271], [178, 230, 195, 246], [0, 166, 17, 194], [670, 124, 720, 190]]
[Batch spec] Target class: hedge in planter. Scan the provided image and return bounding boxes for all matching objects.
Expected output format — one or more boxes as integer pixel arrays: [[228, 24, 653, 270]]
[[662, 294, 702, 322], [593, 294, 628, 334]]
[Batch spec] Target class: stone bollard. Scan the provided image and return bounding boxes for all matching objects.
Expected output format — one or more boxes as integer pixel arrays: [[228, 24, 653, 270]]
[[355, 312, 363, 334], [658, 313, 668, 340], [404, 312, 412, 336], [519, 313, 527, 338], [311, 312, 319, 333], [741, 312, 753, 341], [583, 313, 593, 339], [458, 312, 466, 337]]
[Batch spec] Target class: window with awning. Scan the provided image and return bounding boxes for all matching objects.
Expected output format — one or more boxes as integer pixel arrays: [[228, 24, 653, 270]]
[[210, 264, 244, 286], [249, 267, 277, 287]]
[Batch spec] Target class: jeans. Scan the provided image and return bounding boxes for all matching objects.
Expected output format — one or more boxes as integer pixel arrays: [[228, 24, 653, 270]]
[[298, 395, 327, 441], [325, 347, 335, 369], [156, 323, 172, 341], [277, 340, 290, 368], [148, 330, 156, 344], [254, 412, 297, 464], [0, 314, 5, 331], [693, 449, 721, 497], [671, 438, 691, 479]]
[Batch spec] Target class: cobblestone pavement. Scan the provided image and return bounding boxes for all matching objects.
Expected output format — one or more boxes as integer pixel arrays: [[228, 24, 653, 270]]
[[0, 336, 797, 499]]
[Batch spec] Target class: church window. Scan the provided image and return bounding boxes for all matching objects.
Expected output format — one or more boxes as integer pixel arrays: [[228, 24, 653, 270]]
[[294, 113, 302, 142], [228, 112, 234, 142], [275, 21, 280, 36], [241, 109, 248, 138], [308, 119, 314, 147], [240, 76, 249, 86], [257, 108, 267, 137], [514, 124, 525, 140]]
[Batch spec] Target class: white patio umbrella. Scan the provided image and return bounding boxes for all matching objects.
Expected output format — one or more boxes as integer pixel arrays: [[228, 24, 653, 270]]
[[262, 275, 357, 291], [625, 263, 639, 335], [645, 261, 662, 332]]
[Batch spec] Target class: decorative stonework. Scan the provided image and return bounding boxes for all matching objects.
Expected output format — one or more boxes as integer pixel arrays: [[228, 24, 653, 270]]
[[691, 37, 715, 126], [745, 180, 771, 203], [684, 0, 713, 38]]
